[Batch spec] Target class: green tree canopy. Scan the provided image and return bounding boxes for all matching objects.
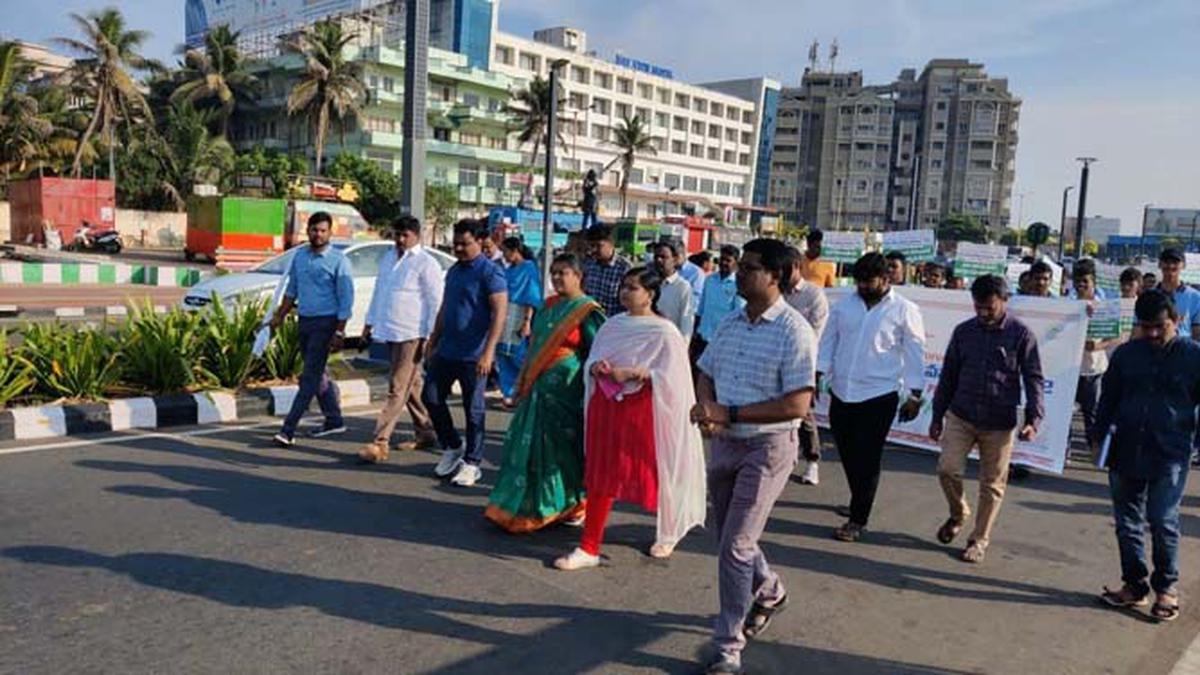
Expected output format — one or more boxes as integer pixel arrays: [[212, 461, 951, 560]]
[[937, 213, 989, 245], [326, 152, 399, 226]]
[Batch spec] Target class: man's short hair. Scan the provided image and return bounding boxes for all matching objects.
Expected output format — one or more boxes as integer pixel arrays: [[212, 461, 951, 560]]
[[885, 250, 907, 264], [925, 258, 947, 273], [971, 274, 1009, 302], [719, 244, 740, 259], [1160, 247, 1185, 264], [1120, 267, 1142, 285], [1135, 288, 1178, 322], [806, 228, 824, 244], [585, 224, 614, 243], [392, 215, 421, 236], [1072, 258, 1097, 280], [688, 251, 713, 266], [654, 239, 681, 257], [307, 211, 333, 229], [452, 218, 490, 240], [742, 238, 791, 280], [1029, 260, 1053, 276], [852, 252, 889, 282]]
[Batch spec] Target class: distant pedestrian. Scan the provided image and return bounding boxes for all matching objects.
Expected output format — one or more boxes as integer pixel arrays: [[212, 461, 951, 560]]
[[1027, 260, 1055, 298], [1142, 272, 1158, 294], [580, 169, 599, 229], [480, 233, 504, 265], [885, 250, 907, 285], [653, 240, 696, 340], [799, 229, 837, 288], [496, 238, 543, 408], [1119, 267, 1141, 299], [1155, 248, 1200, 340], [554, 266, 705, 570], [923, 259, 948, 289], [818, 252, 926, 542], [582, 225, 632, 317], [682, 250, 712, 308], [929, 275, 1044, 563], [1073, 265, 1119, 458], [782, 245, 829, 486], [270, 212, 354, 447], [1096, 289, 1200, 622], [425, 219, 509, 488], [358, 215, 443, 463], [692, 238, 816, 674], [692, 245, 744, 363]]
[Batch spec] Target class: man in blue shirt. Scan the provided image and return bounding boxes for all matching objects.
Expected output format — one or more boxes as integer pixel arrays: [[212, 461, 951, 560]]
[[1096, 289, 1200, 622], [692, 245, 745, 362], [270, 211, 355, 446], [425, 218, 509, 487], [1156, 248, 1200, 340]]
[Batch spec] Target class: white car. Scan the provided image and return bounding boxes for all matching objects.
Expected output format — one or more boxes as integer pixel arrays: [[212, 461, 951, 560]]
[[180, 240, 456, 338]]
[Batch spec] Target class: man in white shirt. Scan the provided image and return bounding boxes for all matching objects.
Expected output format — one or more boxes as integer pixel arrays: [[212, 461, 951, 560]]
[[782, 245, 830, 486], [818, 252, 926, 542], [653, 240, 696, 340], [680, 250, 712, 309], [359, 215, 446, 463]]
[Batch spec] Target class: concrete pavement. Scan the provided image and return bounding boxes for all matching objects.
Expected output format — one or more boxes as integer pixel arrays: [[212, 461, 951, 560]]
[[1, 406, 1198, 674]]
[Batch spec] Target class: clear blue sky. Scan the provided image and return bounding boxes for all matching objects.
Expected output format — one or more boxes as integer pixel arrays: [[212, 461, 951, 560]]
[[7, 0, 1198, 233]]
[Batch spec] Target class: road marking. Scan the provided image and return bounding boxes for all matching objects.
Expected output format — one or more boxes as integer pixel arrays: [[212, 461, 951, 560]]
[[53, 307, 86, 318], [0, 420, 281, 456]]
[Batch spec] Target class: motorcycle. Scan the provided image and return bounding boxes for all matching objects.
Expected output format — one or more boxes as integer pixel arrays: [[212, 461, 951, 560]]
[[68, 228, 123, 254]]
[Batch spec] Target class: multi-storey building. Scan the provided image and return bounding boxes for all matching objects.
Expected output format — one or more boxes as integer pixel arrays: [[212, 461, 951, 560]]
[[768, 59, 1020, 234], [490, 27, 764, 220]]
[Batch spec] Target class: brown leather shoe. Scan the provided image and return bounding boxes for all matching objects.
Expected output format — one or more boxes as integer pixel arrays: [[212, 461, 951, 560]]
[[358, 441, 389, 463], [395, 434, 439, 452]]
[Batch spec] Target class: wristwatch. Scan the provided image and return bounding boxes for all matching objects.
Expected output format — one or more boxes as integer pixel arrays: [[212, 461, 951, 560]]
[[334, 330, 345, 338]]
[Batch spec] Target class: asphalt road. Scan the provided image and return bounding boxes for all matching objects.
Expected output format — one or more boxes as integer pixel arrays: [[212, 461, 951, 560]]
[[0, 284, 186, 310], [2, 406, 1198, 674]]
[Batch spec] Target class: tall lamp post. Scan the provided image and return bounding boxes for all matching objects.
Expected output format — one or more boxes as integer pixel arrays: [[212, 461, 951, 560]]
[[1073, 157, 1097, 258], [1057, 185, 1074, 260], [400, 0, 430, 224], [1140, 203, 1152, 262], [542, 58, 569, 287]]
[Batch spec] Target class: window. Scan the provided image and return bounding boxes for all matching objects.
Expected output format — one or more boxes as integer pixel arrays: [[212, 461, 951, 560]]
[[725, 128, 738, 142], [655, 112, 670, 127], [723, 150, 735, 164], [707, 147, 720, 161], [592, 98, 611, 115], [665, 173, 681, 189], [519, 52, 539, 72], [460, 164, 479, 186], [675, 93, 690, 108], [430, 165, 449, 184], [717, 181, 731, 196], [433, 127, 450, 141], [594, 72, 612, 89], [570, 65, 589, 84], [741, 131, 752, 145], [458, 132, 481, 146], [636, 107, 651, 124], [486, 136, 507, 150], [365, 117, 395, 133], [368, 74, 379, 89], [673, 115, 687, 131], [739, 153, 750, 166], [638, 83, 653, 100], [693, 98, 707, 113], [346, 245, 389, 278], [461, 92, 479, 108], [711, 102, 724, 118], [935, 121, 946, 131], [591, 124, 610, 141], [569, 92, 588, 110], [671, 140, 685, 154], [727, 107, 739, 121], [485, 168, 506, 190], [658, 87, 672, 104], [690, 143, 703, 158], [616, 102, 632, 119], [683, 175, 698, 191], [742, 110, 753, 124], [700, 178, 714, 194], [691, 120, 704, 134], [936, 101, 947, 110], [382, 77, 395, 93], [651, 137, 665, 152], [630, 168, 644, 184], [438, 85, 453, 102], [708, 124, 721, 138], [617, 77, 633, 94], [494, 45, 514, 65]]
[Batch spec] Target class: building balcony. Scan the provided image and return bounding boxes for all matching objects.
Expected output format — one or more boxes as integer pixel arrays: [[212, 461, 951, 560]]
[[427, 138, 522, 165], [354, 45, 513, 94], [457, 185, 520, 205]]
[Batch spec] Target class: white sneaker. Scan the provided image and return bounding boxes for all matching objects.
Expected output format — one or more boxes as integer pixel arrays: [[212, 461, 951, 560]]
[[449, 462, 482, 487], [434, 447, 465, 477], [554, 547, 600, 571], [800, 461, 820, 486]]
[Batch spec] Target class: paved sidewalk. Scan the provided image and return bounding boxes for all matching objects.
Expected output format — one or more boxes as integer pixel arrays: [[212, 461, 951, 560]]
[[0, 408, 1197, 674]]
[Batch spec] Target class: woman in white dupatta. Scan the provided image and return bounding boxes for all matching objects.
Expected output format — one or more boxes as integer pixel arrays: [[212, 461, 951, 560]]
[[554, 267, 707, 570]]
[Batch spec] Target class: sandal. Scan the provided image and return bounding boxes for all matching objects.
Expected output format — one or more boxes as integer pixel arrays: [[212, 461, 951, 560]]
[[961, 540, 987, 563], [936, 518, 964, 545], [743, 593, 788, 640], [1100, 584, 1151, 608], [833, 522, 864, 542], [648, 542, 675, 559], [1152, 593, 1180, 622]]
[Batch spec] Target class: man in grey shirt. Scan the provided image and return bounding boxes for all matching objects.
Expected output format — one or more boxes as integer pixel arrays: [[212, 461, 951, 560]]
[[653, 239, 696, 340], [783, 245, 830, 485]]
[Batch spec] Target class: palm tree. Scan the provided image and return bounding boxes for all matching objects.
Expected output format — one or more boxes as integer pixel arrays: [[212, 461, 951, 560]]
[[607, 116, 657, 217], [285, 20, 366, 175], [56, 8, 156, 177], [156, 102, 235, 209], [171, 24, 258, 138], [505, 75, 566, 201], [0, 41, 32, 109]]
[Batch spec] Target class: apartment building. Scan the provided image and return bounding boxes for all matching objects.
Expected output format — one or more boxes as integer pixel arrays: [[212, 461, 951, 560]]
[[490, 27, 763, 220], [768, 60, 1020, 234]]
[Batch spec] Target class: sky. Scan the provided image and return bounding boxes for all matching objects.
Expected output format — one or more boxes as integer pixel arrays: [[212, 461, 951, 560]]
[[5, 0, 1198, 234]]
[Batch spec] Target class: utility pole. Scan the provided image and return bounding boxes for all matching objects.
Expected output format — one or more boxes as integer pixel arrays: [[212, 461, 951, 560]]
[[1073, 157, 1097, 258], [1057, 185, 1074, 260], [400, 0, 429, 225], [543, 59, 569, 287]]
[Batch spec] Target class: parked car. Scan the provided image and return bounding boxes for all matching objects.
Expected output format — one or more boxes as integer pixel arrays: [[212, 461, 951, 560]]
[[180, 240, 455, 338]]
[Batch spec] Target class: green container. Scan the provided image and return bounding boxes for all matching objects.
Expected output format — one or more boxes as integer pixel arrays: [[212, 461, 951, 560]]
[[222, 197, 287, 236]]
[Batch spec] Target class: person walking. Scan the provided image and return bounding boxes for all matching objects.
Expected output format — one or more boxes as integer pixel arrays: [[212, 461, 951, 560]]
[[928, 275, 1044, 563], [270, 212, 354, 447], [691, 238, 817, 674], [818, 252, 926, 542], [681, 250, 712, 309], [425, 219, 509, 487], [1072, 265, 1120, 458], [693, 245, 744, 362], [358, 215, 444, 462], [1155, 248, 1200, 340], [486, 253, 605, 533], [1095, 289, 1200, 622], [885, 250, 908, 285], [653, 239, 696, 340], [554, 267, 706, 570], [582, 225, 631, 317], [580, 169, 600, 229], [496, 238, 543, 408], [799, 229, 837, 288], [782, 245, 829, 486]]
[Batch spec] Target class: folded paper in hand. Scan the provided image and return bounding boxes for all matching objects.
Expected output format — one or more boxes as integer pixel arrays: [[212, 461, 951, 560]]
[[252, 326, 271, 358]]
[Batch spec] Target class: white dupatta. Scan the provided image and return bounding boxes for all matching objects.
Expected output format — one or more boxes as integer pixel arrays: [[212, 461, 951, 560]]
[[584, 314, 707, 547]]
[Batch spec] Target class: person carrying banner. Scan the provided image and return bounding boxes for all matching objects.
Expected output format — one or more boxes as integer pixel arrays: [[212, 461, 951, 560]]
[[922, 259, 948, 289], [799, 229, 837, 288], [782, 245, 829, 486], [1155, 248, 1200, 340], [929, 275, 1044, 563], [885, 250, 908, 285]]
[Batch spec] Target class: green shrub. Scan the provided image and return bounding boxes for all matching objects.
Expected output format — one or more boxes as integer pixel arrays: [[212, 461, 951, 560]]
[[0, 330, 34, 407], [202, 294, 267, 389], [120, 303, 208, 394], [261, 314, 303, 381], [21, 322, 122, 401]]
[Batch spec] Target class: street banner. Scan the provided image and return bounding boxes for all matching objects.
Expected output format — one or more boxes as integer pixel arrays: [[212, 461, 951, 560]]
[[955, 242, 1007, 278], [1096, 263, 1123, 295], [1184, 253, 1200, 285], [813, 287, 1087, 474], [882, 230, 937, 262], [822, 231, 866, 263], [1087, 299, 1122, 340], [1005, 262, 1029, 289], [1119, 297, 1135, 335]]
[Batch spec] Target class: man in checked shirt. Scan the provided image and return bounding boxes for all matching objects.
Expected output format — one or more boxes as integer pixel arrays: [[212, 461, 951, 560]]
[[582, 225, 631, 317], [929, 274, 1044, 563]]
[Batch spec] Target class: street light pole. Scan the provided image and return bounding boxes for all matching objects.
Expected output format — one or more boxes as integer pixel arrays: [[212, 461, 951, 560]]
[[1073, 157, 1097, 258], [1140, 203, 1152, 262], [400, 0, 430, 225], [1057, 185, 1074, 260], [543, 59, 569, 288], [1191, 214, 1199, 252]]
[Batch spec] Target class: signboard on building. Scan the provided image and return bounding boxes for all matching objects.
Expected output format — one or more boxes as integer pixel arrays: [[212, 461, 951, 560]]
[[614, 53, 674, 80], [1143, 208, 1200, 238], [821, 230, 865, 263], [881, 229, 936, 262]]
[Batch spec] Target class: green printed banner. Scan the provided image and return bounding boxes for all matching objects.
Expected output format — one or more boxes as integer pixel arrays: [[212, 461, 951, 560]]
[[822, 231, 866, 264], [881, 230, 937, 262], [1087, 299, 1123, 340], [954, 242, 1007, 278]]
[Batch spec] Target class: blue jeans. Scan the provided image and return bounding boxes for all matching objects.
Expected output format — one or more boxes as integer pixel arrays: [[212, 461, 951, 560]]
[[422, 354, 487, 466], [1109, 465, 1189, 595], [280, 315, 343, 437]]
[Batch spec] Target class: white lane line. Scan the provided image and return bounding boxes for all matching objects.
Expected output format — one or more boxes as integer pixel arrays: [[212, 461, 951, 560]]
[[0, 421, 280, 456]]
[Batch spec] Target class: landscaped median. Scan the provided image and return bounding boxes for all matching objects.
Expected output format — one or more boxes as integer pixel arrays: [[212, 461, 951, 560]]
[[0, 260, 205, 287]]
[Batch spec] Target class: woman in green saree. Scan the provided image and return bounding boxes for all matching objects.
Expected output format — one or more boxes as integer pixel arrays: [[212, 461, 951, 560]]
[[485, 253, 606, 533]]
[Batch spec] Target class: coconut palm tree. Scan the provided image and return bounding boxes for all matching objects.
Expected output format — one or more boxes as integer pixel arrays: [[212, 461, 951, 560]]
[[56, 8, 156, 177], [155, 102, 235, 209], [285, 19, 366, 175], [0, 41, 32, 110], [505, 75, 568, 204], [608, 115, 657, 217], [171, 24, 258, 138]]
